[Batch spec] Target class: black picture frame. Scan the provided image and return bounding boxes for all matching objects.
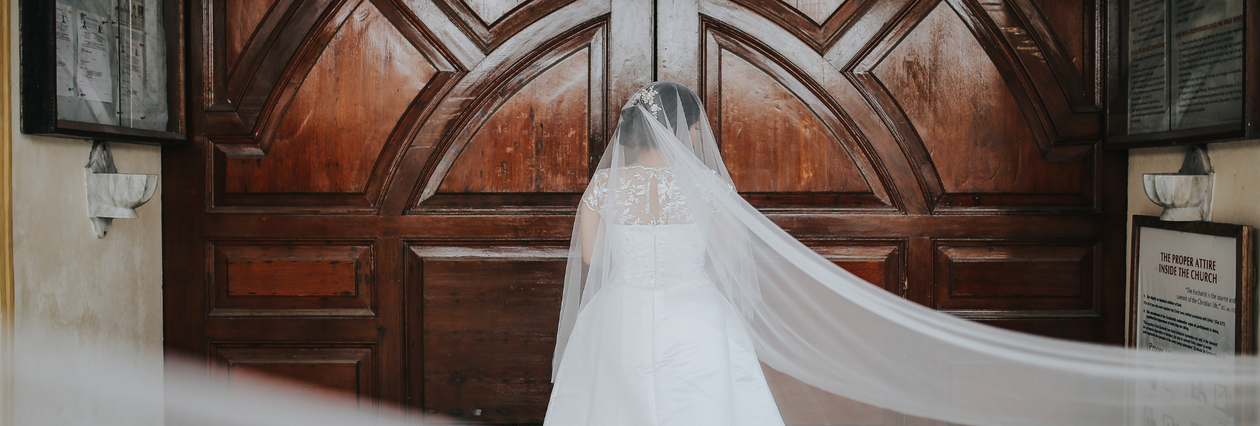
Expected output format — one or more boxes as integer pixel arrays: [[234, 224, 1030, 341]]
[[1128, 215, 1256, 354], [1107, 0, 1258, 149], [19, 0, 185, 146]]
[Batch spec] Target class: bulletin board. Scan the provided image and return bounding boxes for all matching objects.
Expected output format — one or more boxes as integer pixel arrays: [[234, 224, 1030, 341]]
[[1109, 0, 1258, 148], [19, 0, 184, 145]]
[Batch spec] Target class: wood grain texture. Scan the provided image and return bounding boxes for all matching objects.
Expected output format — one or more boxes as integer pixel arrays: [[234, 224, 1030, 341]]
[[225, 1, 436, 194], [720, 51, 872, 194], [411, 246, 565, 424], [781, 0, 846, 25], [806, 242, 904, 296], [213, 346, 374, 401], [438, 49, 590, 194], [1031, 0, 1084, 75], [731, 0, 872, 53], [226, 259, 357, 296], [210, 243, 375, 317], [935, 242, 1099, 313], [223, 0, 280, 74], [462, 0, 529, 25], [424, 0, 578, 51], [875, 1, 1084, 195]]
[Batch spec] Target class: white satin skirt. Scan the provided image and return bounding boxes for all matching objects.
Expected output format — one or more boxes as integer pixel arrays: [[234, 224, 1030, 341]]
[[544, 280, 785, 426]]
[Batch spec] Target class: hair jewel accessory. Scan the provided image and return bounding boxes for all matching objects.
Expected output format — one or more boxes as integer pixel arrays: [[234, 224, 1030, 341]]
[[629, 86, 662, 119]]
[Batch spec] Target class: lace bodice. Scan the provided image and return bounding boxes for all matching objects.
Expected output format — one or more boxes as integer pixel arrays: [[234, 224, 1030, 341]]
[[581, 166, 728, 226], [604, 224, 710, 287]]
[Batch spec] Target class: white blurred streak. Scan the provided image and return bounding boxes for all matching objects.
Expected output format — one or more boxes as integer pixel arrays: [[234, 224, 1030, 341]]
[[15, 323, 449, 426]]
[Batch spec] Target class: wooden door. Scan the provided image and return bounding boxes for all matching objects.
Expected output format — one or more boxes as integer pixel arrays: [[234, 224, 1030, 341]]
[[164, 0, 1125, 424]]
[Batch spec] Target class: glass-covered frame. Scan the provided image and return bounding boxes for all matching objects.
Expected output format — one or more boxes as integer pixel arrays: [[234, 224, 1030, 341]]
[[1108, 0, 1258, 148], [20, 0, 184, 146]]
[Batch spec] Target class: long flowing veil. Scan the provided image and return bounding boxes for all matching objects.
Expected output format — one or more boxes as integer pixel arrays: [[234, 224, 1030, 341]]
[[554, 81, 1260, 426]]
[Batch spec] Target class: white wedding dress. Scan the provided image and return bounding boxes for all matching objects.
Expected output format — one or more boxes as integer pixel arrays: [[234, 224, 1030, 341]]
[[544, 167, 785, 426], [547, 82, 1260, 426]]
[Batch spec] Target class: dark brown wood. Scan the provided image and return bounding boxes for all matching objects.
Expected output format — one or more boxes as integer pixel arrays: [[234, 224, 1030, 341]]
[[212, 345, 376, 400], [935, 242, 1100, 313], [702, 25, 898, 210], [1128, 215, 1256, 354], [431, 0, 578, 51], [167, 0, 1130, 423], [222, 1, 437, 194], [209, 242, 375, 317], [436, 48, 591, 194], [409, 244, 566, 423], [730, 0, 876, 53], [717, 52, 874, 194]]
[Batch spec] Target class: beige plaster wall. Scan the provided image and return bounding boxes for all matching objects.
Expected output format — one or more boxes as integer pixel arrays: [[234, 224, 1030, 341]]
[[1127, 139, 1260, 348], [9, 6, 164, 424]]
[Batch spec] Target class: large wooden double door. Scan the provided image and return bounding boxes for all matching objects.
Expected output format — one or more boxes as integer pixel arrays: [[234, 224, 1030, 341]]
[[164, 0, 1125, 423]]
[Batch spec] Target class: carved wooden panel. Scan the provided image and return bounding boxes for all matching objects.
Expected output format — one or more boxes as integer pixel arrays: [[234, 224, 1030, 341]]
[[806, 242, 904, 296], [212, 345, 376, 401], [408, 245, 565, 424], [705, 29, 892, 209], [416, 25, 605, 210], [858, 0, 1092, 210], [426, 0, 577, 51], [437, 49, 590, 194], [731, 0, 871, 52], [1032, 0, 1086, 74], [224, 2, 436, 194], [934, 241, 1100, 314], [222, 0, 280, 75], [210, 242, 375, 317], [720, 53, 869, 194]]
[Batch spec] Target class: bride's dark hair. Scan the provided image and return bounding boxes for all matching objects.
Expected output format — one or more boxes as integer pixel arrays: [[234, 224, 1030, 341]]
[[617, 82, 703, 149]]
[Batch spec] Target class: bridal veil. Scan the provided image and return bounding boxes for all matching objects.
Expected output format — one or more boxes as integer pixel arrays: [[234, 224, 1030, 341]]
[[555, 81, 1260, 426]]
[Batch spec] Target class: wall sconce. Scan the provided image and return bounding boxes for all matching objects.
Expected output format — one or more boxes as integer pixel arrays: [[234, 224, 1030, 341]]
[[85, 141, 158, 238], [1142, 145, 1213, 222]]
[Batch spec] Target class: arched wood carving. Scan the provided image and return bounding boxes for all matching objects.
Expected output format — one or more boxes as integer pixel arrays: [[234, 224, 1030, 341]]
[[703, 25, 895, 210], [414, 23, 607, 210], [850, 0, 1094, 211], [431, 0, 579, 51]]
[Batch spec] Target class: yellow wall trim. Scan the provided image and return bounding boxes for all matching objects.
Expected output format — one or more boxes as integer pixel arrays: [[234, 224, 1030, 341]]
[[0, 0, 15, 423]]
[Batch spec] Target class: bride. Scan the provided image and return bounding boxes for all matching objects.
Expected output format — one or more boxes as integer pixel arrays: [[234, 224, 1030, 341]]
[[545, 82, 1260, 426], [544, 82, 784, 426]]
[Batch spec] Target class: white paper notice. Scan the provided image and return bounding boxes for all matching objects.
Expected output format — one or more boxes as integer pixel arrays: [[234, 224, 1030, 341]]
[[74, 11, 112, 103], [1170, 0, 1244, 130], [54, 4, 76, 98], [118, 29, 145, 124], [1128, 0, 1169, 134], [1137, 227, 1236, 355], [1133, 226, 1237, 426]]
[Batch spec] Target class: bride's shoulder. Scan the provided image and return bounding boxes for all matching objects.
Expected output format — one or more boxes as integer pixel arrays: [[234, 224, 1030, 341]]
[[588, 168, 612, 187], [581, 169, 612, 211]]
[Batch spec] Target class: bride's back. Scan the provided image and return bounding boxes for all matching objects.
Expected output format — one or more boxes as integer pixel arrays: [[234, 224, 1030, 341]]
[[582, 165, 713, 287]]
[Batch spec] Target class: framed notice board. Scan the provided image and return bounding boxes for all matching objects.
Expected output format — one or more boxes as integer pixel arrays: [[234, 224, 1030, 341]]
[[1129, 215, 1255, 354], [20, 0, 184, 146], [1109, 0, 1258, 148]]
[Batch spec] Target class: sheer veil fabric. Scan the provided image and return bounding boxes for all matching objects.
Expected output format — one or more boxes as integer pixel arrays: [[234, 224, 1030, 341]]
[[552, 82, 1260, 426]]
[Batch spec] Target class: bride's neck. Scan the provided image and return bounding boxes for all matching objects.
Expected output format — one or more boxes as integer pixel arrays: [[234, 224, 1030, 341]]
[[630, 148, 666, 166]]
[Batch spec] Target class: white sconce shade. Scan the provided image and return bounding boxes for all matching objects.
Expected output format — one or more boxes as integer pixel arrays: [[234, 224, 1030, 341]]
[[84, 141, 158, 238]]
